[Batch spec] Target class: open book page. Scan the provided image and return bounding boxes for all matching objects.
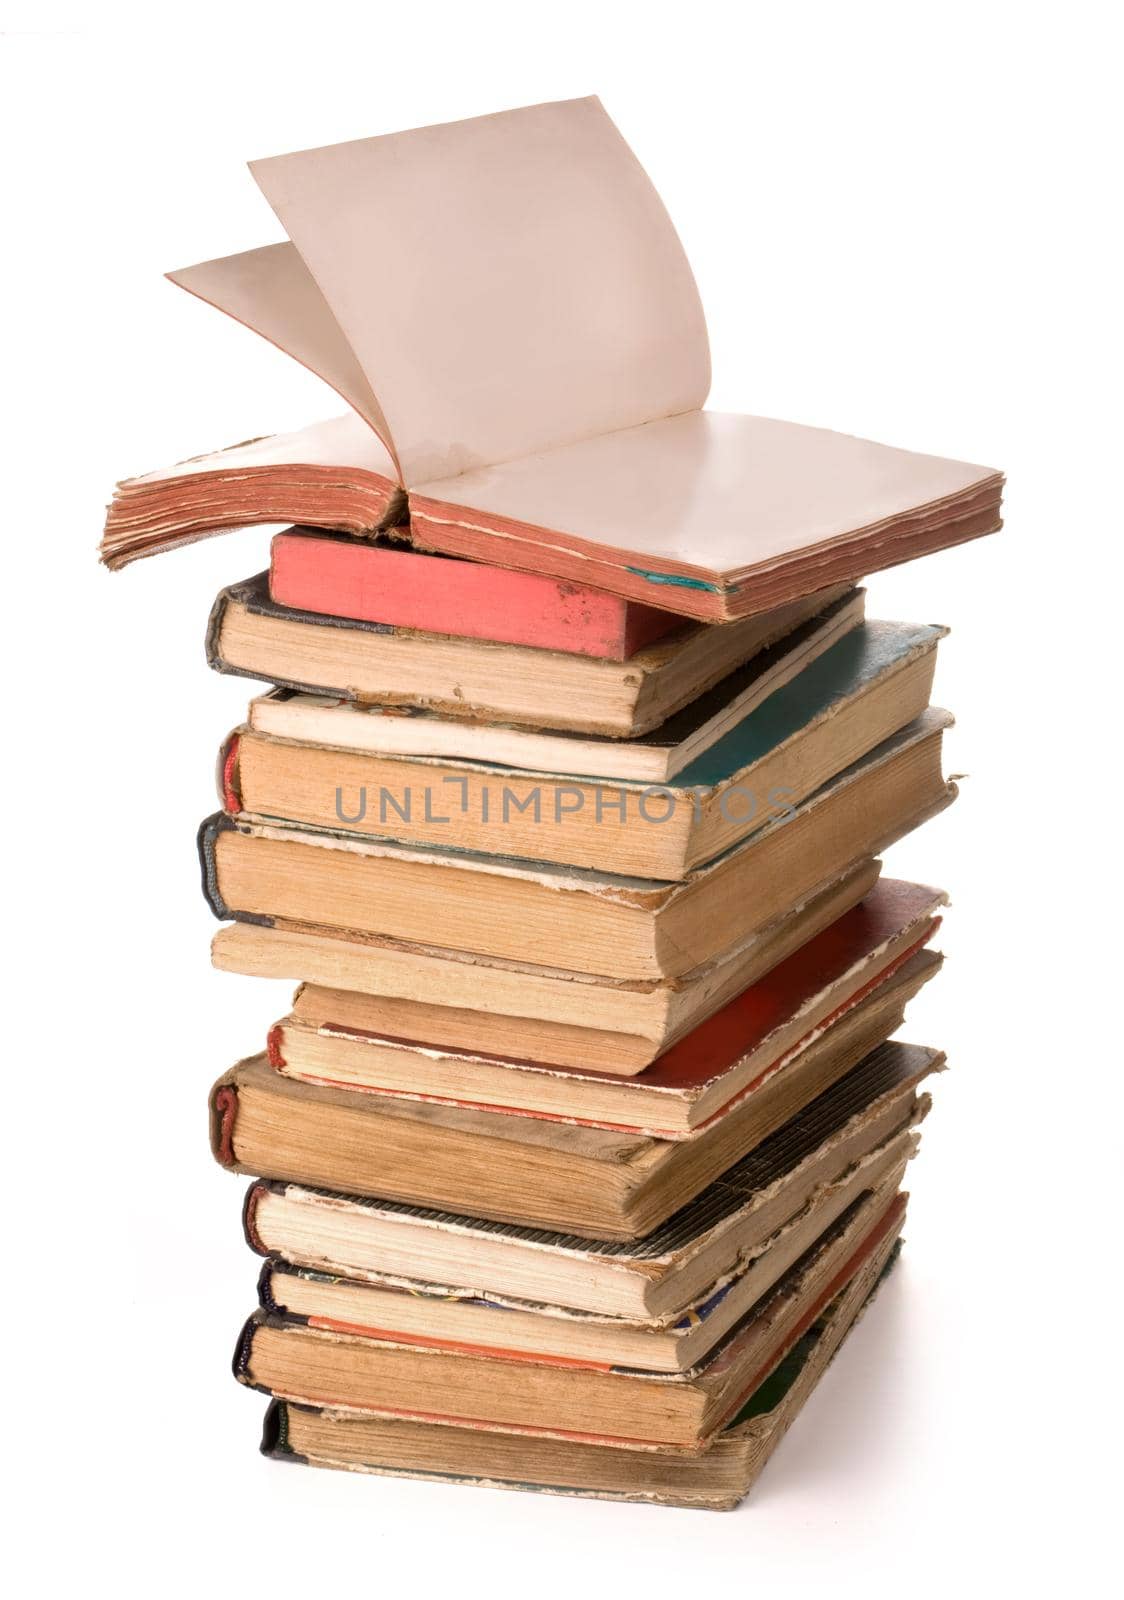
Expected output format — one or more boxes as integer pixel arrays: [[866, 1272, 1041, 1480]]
[[411, 410, 1003, 587], [167, 244, 399, 470], [126, 413, 395, 485], [248, 96, 711, 484]]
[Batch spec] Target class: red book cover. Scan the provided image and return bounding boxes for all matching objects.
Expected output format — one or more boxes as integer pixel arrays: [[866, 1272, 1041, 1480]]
[[269, 531, 681, 660], [628, 882, 941, 1097]]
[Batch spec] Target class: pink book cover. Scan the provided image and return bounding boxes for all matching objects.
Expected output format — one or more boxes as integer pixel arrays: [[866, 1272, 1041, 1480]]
[[269, 532, 680, 660]]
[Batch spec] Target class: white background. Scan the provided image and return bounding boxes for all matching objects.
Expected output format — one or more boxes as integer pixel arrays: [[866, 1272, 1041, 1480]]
[[3, 3, 1120, 1593]]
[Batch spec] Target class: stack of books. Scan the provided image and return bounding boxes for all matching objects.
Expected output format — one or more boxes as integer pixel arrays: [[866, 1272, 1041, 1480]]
[[102, 99, 1002, 1510]]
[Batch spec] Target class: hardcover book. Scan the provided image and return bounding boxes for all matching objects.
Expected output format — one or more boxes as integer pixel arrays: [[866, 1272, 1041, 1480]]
[[225, 608, 945, 879], [100, 99, 1002, 614], [259, 1225, 903, 1509], [258, 1134, 913, 1372], [239, 601, 868, 787], [269, 532, 682, 660], [244, 1040, 937, 1319], [234, 1185, 905, 1449], [200, 709, 955, 987], [225, 583, 866, 785], [209, 956, 938, 1238], [212, 859, 882, 1073], [207, 573, 846, 740], [267, 878, 944, 1129]]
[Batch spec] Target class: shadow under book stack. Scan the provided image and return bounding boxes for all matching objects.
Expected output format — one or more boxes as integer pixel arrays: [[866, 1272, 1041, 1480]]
[[197, 534, 954, 1510]]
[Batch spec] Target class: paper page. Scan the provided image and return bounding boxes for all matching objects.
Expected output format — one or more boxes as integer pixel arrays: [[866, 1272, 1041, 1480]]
[[413, 411, 1001, 580], [249, 98, 710, 484], [168, 243, 399, 471]]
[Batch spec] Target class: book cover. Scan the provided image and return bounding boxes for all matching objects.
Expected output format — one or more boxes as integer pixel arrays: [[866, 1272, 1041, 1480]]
[[270, 532, 681, 659]]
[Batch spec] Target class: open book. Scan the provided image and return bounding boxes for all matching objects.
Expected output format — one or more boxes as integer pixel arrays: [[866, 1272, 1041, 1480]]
[[101, 98, 1003, 620]]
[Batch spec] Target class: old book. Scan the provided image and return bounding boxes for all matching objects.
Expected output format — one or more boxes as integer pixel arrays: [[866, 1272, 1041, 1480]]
[[260, 1224, 902, 1508], [210, 953, 939, 1239], [245, 1039, 937, 1320], [226, 589, 877, 796], [103, 416, 405, 566], [258, 1134, 912, 1372], [227, 611, 943, 878], [235, 1184, 905, 1449], [213, 859, 882, 1074], [100, 101, 1002, 611], [200, 710, 954, 985], [207, 572, 849, 739], [269, 879, 944, 1122], [269, 532, 681, 660]]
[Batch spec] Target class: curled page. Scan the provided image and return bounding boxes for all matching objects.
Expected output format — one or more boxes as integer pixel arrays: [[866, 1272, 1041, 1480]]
[[249, 97, 711, 484], [167, 242, 400, 474]]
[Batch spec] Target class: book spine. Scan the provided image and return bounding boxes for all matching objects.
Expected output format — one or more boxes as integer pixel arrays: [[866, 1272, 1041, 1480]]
[[260, 1399, 308, 1462], [203, 584, 231, 673], [257, 1259, 287, 1317], [198, 813, 232, 919], [241, 1180, 274, 1253], [232, 1313, 261, 1385], [210, 1072, 244, 1168], [217, 732, 242, 813], [255, 1263, 316, 1329], [197, 812, 273, 925], [205, 575, 366, 699]]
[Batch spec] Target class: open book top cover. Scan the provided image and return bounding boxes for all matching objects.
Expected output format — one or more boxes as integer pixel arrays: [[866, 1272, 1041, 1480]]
[[104, 98, 1002, 613]]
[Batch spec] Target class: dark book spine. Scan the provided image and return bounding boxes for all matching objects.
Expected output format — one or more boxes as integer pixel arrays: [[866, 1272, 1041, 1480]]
[[233, 1312, 288, 1394], [198, 812, 233, 919], [232, 1313, 260, 1385], [196, 811, 273, 925], [260, 1400, 308, 1462], [205, 569, 397, 698], [203, 583, 232, 674], [257, 1259, 286, 1317], [204, 573, 315, 689]]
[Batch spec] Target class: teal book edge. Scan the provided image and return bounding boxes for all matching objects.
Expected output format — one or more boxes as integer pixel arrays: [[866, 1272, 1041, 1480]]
[[673, 619, 944, 790]]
